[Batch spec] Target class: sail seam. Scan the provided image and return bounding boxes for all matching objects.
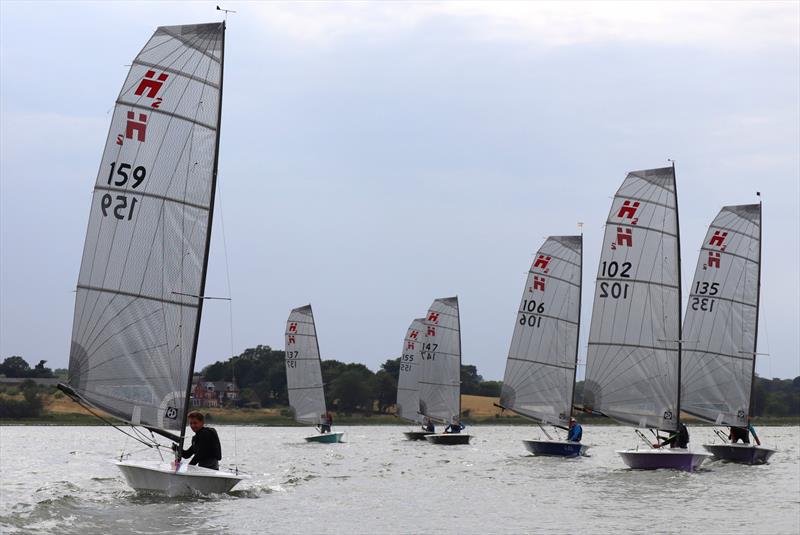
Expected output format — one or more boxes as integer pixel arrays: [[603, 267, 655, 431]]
[[77, 284, 198, 308], [132, 59, 220, 89], [116, 100, 217, 131], [93, 186, 210, 211], [506, 356, 575, 371]]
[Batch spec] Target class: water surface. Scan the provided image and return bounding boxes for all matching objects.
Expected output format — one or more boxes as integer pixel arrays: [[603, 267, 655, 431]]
[[1, 425, 797, 534]]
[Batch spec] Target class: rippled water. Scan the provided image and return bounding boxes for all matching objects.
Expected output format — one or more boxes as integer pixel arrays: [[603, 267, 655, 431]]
[[1, 425, 798, 534]]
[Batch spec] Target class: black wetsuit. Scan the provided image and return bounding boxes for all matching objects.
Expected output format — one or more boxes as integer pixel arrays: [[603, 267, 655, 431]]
[[729, 426, 750, 444], [660, 423, 689, 449], [423, 422, 435, 433], [181, 427, 222, 470]]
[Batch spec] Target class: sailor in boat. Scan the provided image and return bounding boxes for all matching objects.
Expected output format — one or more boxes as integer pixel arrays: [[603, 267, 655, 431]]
[[422, 417, 435, 433], [318, 411, 333, 433], [567, 417, 582, 442], [444, 419, 465, 434], [173, 411, 222, 470], [729, 426, 750, 444], [652, 422, 690, 449]]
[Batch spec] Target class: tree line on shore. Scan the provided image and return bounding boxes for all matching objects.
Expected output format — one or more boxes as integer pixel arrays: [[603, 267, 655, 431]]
[[0, 353, 798, 419]]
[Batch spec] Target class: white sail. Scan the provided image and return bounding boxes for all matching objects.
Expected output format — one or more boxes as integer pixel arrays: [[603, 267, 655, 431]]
[[418, 297, 461, 423], [396, 318, 427, 423], [285, 305, 327, 425], [681, 204, 761, 426], [500, 236, 582, 426], [65, 23, 225, 433], [584, 166, 682, 432]]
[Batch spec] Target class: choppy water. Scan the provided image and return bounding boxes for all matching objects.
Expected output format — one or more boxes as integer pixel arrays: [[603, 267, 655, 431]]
[[1, 425, 798, 534]]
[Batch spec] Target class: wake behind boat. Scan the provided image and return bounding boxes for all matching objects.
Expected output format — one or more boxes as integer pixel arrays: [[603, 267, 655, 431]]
[[57, 21, 246, 495]]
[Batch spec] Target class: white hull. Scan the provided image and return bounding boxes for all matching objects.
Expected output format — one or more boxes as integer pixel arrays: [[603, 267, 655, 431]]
[[115, 460, 247, 497]]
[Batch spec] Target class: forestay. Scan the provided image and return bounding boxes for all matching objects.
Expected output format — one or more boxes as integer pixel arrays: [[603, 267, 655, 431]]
[[418, 297, 461, 423], [66, 23, 225, 433], [396, 318, 426, 423], [285, 305, 327, 425], [584, 167, 681, 432], [500, 236, 582, 426], [681, 204, 761, 426]]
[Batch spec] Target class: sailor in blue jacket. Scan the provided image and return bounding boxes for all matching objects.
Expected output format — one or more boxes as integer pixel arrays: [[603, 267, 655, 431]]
[[444, 419, 465, 434], [567, 417, 582, 442]]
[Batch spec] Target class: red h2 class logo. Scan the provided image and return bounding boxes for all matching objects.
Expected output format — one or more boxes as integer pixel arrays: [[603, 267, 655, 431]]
[[617, 200, 640, 224], [135, 69, 168, 108], [406, 341, 415, 350], [125, 112, 148, 142], [533, 255, 551, 273], [709, 230, 728, 251], [409, 330, 419, 340], [427, 312, 440, 324], [615, 227, 633, 247], [287, 335, 296, 345], [427, 326, 436, 337], [705, 251, 721, 270], [288, 322, 298, 333]]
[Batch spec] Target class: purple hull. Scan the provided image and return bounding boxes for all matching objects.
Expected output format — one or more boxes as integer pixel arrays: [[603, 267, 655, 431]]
[[703, 444, 776, 465], [522, 440, 589, 457], [403, 431, 435, 441], [617, 449, 711, 472]]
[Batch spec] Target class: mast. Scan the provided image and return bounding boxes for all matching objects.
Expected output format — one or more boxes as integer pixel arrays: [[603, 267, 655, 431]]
[[456, 296, 462, 421], [179, 21, 226, 444], [748, 199, 763, 419], [672, 160, 683, 428], [569, 233, 583, 418], [310, 304, 327, 418]]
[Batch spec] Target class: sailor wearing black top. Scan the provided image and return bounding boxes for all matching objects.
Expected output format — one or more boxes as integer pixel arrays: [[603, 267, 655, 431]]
[[176, 411, 222, 470]]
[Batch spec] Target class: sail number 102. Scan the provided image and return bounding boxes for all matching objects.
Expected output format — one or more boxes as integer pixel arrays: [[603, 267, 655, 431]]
[[599, 260, 632, 299]]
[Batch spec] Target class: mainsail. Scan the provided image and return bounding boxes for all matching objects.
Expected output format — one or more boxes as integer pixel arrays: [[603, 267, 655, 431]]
[[681, 204, 761, 426], [418, 297, 462, 423], [285, 305, 327, 426], [500, 236, 582, 427], [396, 318, 426, 423], [584, 166, 682, 432], [65, 23, 226, 437]]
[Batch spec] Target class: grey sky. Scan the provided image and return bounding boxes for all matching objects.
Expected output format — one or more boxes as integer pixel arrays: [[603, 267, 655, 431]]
[[1, 1, 798, 381]]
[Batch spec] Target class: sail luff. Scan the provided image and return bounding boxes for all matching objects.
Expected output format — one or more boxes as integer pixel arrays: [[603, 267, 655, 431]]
[[749, 201, 762, 418], [180, 21, 225, 443], [673, 163, 683, 425], [569, 234, 583, 417]]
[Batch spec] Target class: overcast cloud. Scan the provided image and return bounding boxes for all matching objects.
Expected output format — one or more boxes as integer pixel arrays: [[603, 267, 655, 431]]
[[1, 1, 798, 380]]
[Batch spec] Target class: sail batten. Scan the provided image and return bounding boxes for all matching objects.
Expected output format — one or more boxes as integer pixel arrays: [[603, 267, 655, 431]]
[[66, 22, 225, 434], [681, 204, 761, 426], [500, 236, 582, 426], [285, 305, 327, 426], [584, 167, 682, 432]]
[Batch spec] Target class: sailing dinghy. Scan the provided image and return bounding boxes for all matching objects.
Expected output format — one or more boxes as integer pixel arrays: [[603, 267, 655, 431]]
[[418, 297, 472, 445], [285, 305, 344, 443], [397, 318, 435, 440], [681, 203, 775, 464], [583, 165, 710, 471], [499, 236, 587, 457], [58, 21, 246, 495]]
